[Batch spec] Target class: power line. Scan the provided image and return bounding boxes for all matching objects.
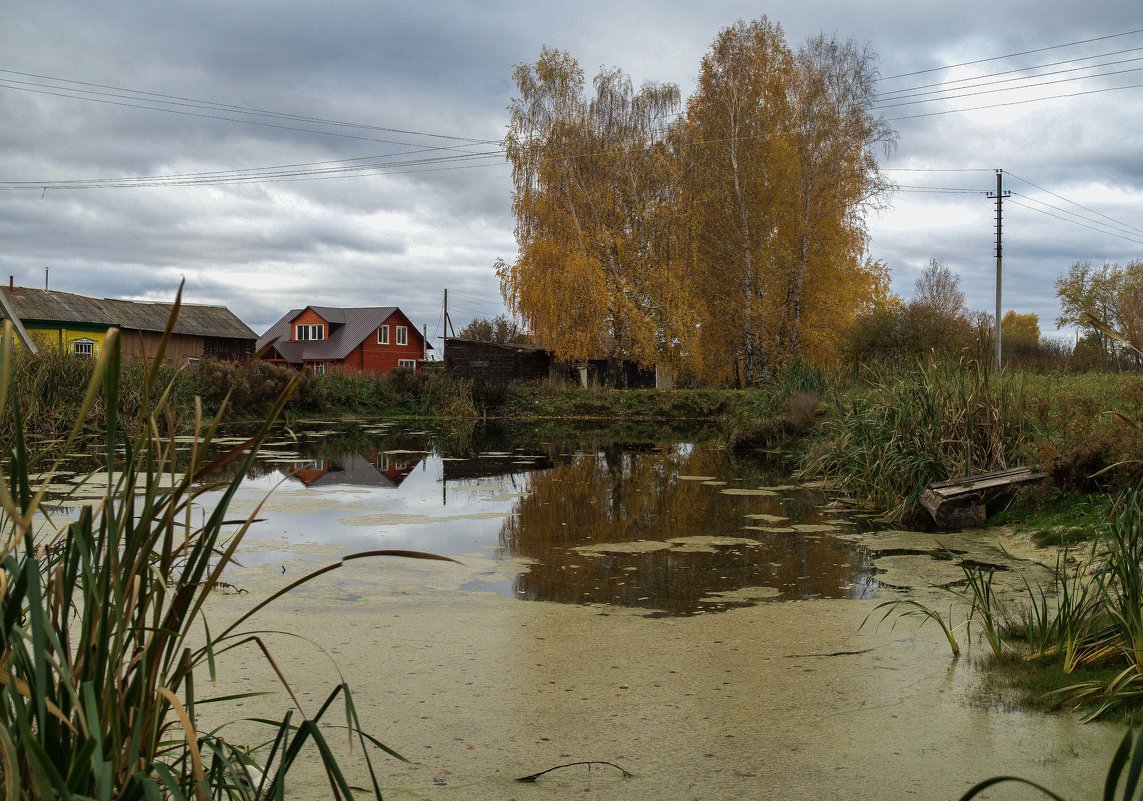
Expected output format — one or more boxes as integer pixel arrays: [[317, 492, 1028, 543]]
[[875, 56, 1143, 107], [1006, 171, 1143, 238], [0, 68, 490, 143], [1007, 197, 1143, 247], [883, 80, 1143, 121], [879, 28, 1143, 81], [876, 45, 1143, 99], [883, 167, 996, 173], [0, 79, 498, 152], [875, 64, 1143, 110], [894, 185, 985, 194], [1011, 192, 1143, 241]]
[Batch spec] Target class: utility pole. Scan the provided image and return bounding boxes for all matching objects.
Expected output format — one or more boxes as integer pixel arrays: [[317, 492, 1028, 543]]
[[443, 289, 456, 338], [986, 169, 1010, 373]]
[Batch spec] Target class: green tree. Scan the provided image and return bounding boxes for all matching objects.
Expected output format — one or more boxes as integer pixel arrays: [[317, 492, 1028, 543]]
[[1056, 260, 1143, 366]]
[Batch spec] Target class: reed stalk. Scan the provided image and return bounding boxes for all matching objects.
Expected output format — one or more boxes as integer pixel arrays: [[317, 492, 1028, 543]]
[[0, 294, 445, 799]]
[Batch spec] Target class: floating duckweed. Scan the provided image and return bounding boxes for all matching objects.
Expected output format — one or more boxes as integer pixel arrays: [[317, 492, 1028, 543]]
[[744, 513, 789, 523], [574, 541, 673, 554], [668, 535, 759, 548]]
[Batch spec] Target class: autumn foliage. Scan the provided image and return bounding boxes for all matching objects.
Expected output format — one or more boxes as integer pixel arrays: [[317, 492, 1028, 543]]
[[498, 18, 896, 386]]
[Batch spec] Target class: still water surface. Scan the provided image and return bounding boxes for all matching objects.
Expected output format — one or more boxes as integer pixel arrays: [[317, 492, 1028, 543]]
[[208, 420, 879, 616]]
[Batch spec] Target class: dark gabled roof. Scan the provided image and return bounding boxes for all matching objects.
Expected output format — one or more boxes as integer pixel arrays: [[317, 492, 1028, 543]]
[[0, 287, 256, 340], [257, 306, 401, 363]]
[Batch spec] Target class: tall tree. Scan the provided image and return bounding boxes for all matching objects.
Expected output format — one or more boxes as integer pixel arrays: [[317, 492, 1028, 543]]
[[497, 48, 688, 378], [778, 33, 897, 361], [680, 20, 896, 384], [681, 18, 796, 385]]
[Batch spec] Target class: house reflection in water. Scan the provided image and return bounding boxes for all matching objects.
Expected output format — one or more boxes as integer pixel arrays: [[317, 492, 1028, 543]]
[[284, 450, 425, 489]]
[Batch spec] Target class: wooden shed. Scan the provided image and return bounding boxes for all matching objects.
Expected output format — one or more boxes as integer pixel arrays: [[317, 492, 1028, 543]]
[[0, 284, 256, 362], [444, 338, 553, 382]]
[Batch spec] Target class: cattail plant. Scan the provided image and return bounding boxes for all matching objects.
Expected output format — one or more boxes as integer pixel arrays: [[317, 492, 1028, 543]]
[[0, 291, 447, 799]]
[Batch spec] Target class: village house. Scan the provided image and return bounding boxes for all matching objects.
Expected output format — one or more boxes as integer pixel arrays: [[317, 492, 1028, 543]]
[[257, 305, 431, 374], [0, 281, 256, 362]]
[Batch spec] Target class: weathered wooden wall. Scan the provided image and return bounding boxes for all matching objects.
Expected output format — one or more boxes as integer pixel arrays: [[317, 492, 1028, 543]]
[[444, 339, 551, 382]]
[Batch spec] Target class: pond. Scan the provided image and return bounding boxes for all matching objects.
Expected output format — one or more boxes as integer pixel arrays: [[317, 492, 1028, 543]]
[[37, 420, 1127, 799], [211, 421, 877, 616]]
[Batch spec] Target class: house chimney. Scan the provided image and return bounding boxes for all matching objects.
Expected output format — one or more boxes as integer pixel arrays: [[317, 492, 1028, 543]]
[[8, 276, 12, 289]]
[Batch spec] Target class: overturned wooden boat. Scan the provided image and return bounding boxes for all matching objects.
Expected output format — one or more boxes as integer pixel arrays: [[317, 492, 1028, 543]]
[[921, 466, 1046, 528]]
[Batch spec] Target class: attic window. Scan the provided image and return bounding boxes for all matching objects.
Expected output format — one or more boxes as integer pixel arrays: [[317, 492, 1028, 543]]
[[295, 324, 324, 341], [377, 325, 389, 345], [396, 326, 408, 346], [72, 338, 95, 357]]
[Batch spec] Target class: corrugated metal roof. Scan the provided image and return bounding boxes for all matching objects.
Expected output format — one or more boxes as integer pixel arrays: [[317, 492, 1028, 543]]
[[0, 287, 256, 340], [257, 306, 404, 363]]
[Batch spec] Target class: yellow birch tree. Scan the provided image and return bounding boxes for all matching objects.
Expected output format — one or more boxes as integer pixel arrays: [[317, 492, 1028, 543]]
[[777, 34, 897, 363], [680, 18, 796, 385], [497, 48, 691, 378]]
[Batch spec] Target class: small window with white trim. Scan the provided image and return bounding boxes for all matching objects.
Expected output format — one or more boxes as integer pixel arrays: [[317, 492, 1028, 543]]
[[397, 359, 416, 370], [72, 338, 95, 357], [314, 362, 326, 375], [377, 325, 389, 345], [396, 326, 408, 346], [295, 324, 325, 341]]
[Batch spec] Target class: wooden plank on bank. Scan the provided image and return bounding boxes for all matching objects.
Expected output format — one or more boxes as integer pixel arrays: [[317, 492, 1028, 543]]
[[922, 466, 1046, 528]]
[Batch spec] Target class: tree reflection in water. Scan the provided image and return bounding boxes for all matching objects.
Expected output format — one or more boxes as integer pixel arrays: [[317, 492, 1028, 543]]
[[499, 444, 877, 615]]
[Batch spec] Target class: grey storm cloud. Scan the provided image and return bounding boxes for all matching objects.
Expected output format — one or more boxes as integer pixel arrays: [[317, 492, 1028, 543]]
[[1, 0, 1141, 343]]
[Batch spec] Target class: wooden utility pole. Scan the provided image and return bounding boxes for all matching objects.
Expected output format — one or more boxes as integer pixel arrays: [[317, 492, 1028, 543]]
[[986, 169, 1010, 373]]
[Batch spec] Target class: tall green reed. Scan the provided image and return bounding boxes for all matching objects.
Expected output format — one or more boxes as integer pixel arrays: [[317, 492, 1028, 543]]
[[802, 356, 1026, 522], [0, 294, 446, 799]]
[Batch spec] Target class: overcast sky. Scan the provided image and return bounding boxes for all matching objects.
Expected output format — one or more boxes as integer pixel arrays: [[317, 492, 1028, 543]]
[[2, 1, 1141, 349]]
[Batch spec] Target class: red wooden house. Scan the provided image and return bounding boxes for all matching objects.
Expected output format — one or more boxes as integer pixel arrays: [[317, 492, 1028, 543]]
[[257, 305, 431, 374]]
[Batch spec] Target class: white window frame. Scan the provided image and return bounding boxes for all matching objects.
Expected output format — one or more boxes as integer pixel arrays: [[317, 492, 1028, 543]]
[[397, 358, 416, 370], [72, 338, 95, 357], [396, 325, 408, 346], [314, 362, 326, 375], [377, 325, 389, 345], [295, 324, 325, 341]]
